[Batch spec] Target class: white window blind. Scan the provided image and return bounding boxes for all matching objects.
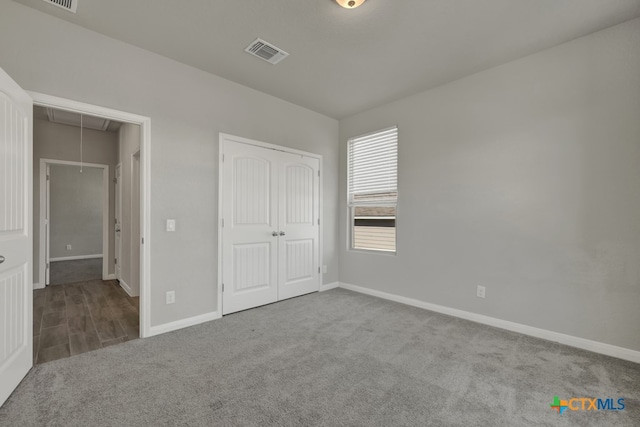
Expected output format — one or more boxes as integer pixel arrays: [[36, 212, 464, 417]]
[[348, 126, 398, 205]]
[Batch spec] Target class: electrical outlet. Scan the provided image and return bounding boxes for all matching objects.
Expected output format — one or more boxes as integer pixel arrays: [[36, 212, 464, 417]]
[[476, 285, 486, 299], [166, 219, 176, 232], [66, 244, 72, 251], [323, 265, 328, 274], [166, 291, 175, 304]]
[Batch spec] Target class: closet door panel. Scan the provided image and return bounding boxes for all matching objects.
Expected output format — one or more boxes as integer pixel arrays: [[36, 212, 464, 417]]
[[278, 154, 320, 300], [221, 140, 279, 315]]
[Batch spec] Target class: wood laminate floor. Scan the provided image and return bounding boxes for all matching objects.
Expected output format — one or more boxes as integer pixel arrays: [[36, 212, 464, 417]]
[[33, 280, 139, 364], [49, 259, 103, 285]]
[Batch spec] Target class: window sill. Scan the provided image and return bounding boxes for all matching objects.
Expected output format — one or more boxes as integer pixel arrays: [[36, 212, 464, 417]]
[[348, 248, 397, 256]]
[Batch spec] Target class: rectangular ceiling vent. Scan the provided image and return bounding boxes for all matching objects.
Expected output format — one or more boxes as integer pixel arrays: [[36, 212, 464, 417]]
[[245, 38, 289, 65], [41, 0, 78, 13]]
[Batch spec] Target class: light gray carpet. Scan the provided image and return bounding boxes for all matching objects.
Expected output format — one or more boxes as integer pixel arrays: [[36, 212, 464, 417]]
[[1, 289, 638, 426], [49, 259, 103, 285]]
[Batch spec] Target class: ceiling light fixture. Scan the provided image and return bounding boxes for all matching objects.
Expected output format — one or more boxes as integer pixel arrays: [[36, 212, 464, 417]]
[[336, 0, 366, 9]]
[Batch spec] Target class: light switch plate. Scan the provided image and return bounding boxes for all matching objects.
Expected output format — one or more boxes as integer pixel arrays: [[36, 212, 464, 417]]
[[166, 219, 176, 232], [166, 291, 175, 304]]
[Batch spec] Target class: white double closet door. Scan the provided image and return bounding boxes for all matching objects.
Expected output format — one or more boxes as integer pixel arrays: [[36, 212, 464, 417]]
[[221, 137, 320, 315]]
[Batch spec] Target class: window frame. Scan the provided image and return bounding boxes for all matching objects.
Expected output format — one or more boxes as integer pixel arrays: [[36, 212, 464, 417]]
[[347, 126, 398, 255]]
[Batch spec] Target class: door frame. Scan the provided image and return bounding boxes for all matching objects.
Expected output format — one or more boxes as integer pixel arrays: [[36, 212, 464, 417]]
[[39, 159, 109, 284], [129, 150, 141, 296], [29, 92, 153, 338], [114, 163, 122, 281], [217, 133, 323, 316]]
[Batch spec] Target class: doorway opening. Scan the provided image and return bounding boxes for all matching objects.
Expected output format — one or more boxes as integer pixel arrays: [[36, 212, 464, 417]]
[[41, 159, 109, 285], [30, 94, 150, 363]]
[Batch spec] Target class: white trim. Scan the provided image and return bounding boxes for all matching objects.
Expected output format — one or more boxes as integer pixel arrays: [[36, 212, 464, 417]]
[[27, 92, 150, 124], [118, 278, 134, 297], [33, 282, 44, 290], [319, 155, 324, 298], [114, 162, 122, 282], [147, 311, 220, 337], [219, 133, 322, 158], [217, 133, 324, 316], [50, 254, 103, 262], [319, 281, 339, 292], [104, 274, 116, 280], [130, 150, 141, 298], [339, 282, 640, 364], [29, 92, 152, 339], [39, 159, 109, 283], [216, 140, 223, 317]]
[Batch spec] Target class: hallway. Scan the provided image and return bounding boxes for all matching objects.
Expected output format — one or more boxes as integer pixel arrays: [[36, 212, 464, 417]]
[[33, 280, 139, 364]]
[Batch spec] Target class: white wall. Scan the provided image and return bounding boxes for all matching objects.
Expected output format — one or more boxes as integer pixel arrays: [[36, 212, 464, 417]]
[[49, 164, 103, 259], [33, 119, 118, 282], [118, 123, 141, 295], [339, 18, 640, 352], [0, 0, 339, 327]]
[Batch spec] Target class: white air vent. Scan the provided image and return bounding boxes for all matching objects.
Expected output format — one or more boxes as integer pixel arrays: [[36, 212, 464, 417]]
[[245, 38, 289, 65], [41, 0, 77, 13]]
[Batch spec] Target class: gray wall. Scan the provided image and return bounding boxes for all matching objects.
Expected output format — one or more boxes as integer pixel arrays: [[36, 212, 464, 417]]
[[33, 119, 119, 283], [118, 123, 141, 295], [49, 164, 103, 259], [339, 18, 640, 352], [0, 0, 339, 327]]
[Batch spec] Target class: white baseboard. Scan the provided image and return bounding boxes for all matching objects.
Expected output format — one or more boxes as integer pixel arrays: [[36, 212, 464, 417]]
[[50, 254, 103, 262], [319, 281, 339, 292], [117, 278, 138, 297], [147, 311, 220, 337], [339, 282, 640, 364], [33, 282, 44, 290], [104, 274, 116, 280]]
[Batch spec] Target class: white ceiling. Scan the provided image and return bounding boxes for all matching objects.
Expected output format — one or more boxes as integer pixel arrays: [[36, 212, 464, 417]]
[[15, 0, 640, 119]]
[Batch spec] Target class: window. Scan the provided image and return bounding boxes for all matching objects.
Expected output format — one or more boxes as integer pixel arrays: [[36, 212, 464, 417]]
[[347, 126, 397, 253]]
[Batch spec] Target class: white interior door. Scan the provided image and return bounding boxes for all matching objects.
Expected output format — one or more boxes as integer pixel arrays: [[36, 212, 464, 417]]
[[278, 152, 320, 300], [221, 136, 320, 315], [222, 140, 279, 314], [0, 66, 33, 406], [114, 163, 121, 281]]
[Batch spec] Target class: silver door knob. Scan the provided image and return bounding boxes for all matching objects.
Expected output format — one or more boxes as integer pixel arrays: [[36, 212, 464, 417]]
[[279, 231, 286, 236], [0, 255, 5, 264], [272, 231, 278, 237]]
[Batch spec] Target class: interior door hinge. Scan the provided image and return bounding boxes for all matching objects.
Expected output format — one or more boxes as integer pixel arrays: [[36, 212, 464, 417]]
[[317, 218, 320, 225], [222, 283, 225, 292], [114, 258, 117, 265], [221, 218, 225, 227], [222, 154, 225, 162], [113, 177, 117, 183], [141, 238, 144, 244], [318, 170, 320, 177], [46, 175, 50, 181], [318, 267, 320, 274]]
